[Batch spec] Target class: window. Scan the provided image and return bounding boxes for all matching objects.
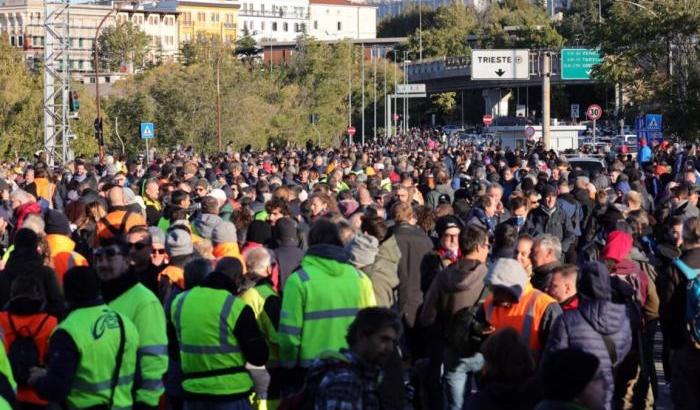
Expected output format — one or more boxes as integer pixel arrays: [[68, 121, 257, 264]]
[[313, 20, 318, 30], [294, 23, 299, 32], [301, 23, 306, 33], [261, 21, 265, 31], [260, 4, 265, 13], [78, 61, 84, 69], [78, 38, 84, 48], [211, 12, 219, 22], [197, 12, 205, 22], [225, 13, 234, 24], [10, 36, 15, 47], [182, 12, 192, 23], [337, 21, 341, 31], [272, 22, 277, 31], [283, 22, 288, 31], [17, 35, 23, 47]]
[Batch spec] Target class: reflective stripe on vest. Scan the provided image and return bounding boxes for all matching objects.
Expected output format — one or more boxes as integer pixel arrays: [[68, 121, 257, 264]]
[[172, 287, 253, 395], [58, 305, 137, 409]]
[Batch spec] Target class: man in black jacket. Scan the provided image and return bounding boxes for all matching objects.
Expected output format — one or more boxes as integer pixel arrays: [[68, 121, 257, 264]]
[[528, 184, 575, 256]]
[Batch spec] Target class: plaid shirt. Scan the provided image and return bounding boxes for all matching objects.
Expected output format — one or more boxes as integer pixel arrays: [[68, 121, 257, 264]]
[[313, 350, 382, 410]]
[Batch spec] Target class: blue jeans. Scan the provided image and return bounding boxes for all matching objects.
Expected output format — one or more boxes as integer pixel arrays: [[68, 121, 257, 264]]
[[183, 398, 252, 410], [443, 351, 485, 410]]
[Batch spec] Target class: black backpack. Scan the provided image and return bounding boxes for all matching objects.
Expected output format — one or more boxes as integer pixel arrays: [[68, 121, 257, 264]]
[[7, 314, 49, 385], [445, 285, 490, 357]]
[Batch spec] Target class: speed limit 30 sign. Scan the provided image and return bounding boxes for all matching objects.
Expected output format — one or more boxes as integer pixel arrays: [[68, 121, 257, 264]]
[[586, 104, 603, 121]]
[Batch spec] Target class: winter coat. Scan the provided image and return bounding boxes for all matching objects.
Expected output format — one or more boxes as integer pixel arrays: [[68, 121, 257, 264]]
[[528, 205, 576, 252], [0, 248, 65, 319], [192, 213, 223, 240], [391, 223, 434, 328], [419, 259, 488, 329], [657, 246, 700, 350], [556, 194, 583, 237], [545, 262, 632, 409], [275, 243, 305, 291], [426, 184, 455, 210], [363, 235, 401, 308], [466, 207, 497, 236]]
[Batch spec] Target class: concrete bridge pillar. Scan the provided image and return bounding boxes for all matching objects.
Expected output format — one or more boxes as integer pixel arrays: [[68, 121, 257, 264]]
[[482, 88, 512, 118]]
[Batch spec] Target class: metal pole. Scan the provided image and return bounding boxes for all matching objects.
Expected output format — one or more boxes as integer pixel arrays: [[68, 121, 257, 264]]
[[403, 51, 407, 134], [461, 90, 464, 127], [419, 0, 422, 62], [373, 47, 377, 142], [94, 7, 116, 162], [393, 51, 397, 137], [542, 51, 552, 149], [383, 51, 387, 140], [593, 118, 597, 145], [361, 43, 365, 145], [146, 136, 150, 164], [216, 50, 222, 151], [348, 44, 352, 145]]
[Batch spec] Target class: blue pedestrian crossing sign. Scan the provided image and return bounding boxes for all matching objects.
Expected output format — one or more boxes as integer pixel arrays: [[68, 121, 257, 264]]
[[645, 114, 662, 131], [140, 122, 155, 139]]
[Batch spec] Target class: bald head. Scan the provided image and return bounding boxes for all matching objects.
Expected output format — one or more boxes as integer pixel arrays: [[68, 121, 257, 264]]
[[108, 186, 125, 207]]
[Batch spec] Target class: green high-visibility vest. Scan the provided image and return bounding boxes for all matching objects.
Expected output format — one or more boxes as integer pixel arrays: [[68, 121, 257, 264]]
[[171, 287, 253, 396], [108, 283, 168, 406], [278, 253, 376, 368], [240, 283, 280, 366], [57, 304, 139, 410]]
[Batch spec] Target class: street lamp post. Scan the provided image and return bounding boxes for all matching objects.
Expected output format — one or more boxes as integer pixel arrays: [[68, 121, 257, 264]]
[[93, 7, 118, 162]]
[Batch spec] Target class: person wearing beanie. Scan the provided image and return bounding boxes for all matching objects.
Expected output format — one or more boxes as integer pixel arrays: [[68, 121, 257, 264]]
[[421, 215, 463, 293], [168, 257, 268, 408], [528, 184, 576, 257], [44, 209, 89, 284], [242, 220, 272, 254], [545, 262, 632, 409], [536, 349, 606, 410], [159, 221, 194, 303], [0, 228, 65, 318], [0, 275, 58, 408], [209, 188, 233, 221], [271, 217, 304, 290], [148, 226, 169, 269], [29, 266, 140, 410], [94, 237, 169, 409], [480, 257, 562, 358]]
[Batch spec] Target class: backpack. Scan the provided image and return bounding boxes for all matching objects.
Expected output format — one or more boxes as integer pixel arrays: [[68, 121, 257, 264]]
[[278, 360, 356, 410], [672, 258, 700, 348], [7, 314, 50, 385], [445, 285, 489, 357]]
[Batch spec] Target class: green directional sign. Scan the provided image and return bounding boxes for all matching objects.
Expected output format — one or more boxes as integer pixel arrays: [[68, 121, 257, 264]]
[[561, 49, 602, 80]]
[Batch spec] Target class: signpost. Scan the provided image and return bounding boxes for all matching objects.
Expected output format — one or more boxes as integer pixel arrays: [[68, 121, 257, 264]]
[[561, 49, 602, 80], [525, 126, 536, 140], [140, 122, 154, 163], [570, 104, 580, 120], [347, 126, 356, 137], [396, 84, 426, 95], [586, 104, 603, 144], [636, 114, 663, 146], [483, 114, 493, 126], [471, 49, 530, 80]]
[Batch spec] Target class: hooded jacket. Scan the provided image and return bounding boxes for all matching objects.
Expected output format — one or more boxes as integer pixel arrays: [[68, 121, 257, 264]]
[[362, 235, 401, 308], [419, 259, 488, 329], [191, 213, 223, 240], [545, 262, 632, 409], [528, 204, 576, 252]]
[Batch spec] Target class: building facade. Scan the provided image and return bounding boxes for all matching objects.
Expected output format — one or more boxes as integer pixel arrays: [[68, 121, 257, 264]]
[[0, 0, 179, 76], [238, 0, 309, 42], [308, 0, 376, 40], [158, 0, 239, 45]]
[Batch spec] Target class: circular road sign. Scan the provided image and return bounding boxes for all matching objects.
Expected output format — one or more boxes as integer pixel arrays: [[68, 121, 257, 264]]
[[525, 126, 536, 139], [586, 104, 603, 121], [347, 126, 356, 136], [483, 114, 493, 126]]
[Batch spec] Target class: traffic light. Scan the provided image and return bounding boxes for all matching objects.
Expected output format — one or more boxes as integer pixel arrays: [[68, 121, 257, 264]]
[[68, 91, 80, 112]]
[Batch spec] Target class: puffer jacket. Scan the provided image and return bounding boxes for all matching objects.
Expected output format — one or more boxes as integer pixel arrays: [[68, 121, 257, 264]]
[[545, 262, 632, 409], [363, 235, 401, 308]]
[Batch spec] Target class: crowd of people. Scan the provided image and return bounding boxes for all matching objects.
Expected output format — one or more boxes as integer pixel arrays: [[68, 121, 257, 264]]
[[0, 131, 695, 410]]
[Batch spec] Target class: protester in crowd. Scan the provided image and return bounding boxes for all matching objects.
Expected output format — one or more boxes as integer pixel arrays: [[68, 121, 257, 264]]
[[355, 216, 401, 308], [29, 266, 139, 409], [536, 349, 607, 410], [546, 264, 580, 311], [530, 234, 563, 292]]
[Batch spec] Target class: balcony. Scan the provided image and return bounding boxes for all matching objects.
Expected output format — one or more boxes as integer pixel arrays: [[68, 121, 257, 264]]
[[223, 22, 235, 29], [239, 9, 309, 20]]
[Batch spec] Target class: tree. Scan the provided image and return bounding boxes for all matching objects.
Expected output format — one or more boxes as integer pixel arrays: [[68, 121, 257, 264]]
[[97, 22, 149, 72], [477, 0, 564, 49], [405, 4, 478, 59], [591, 0, 700, 137]]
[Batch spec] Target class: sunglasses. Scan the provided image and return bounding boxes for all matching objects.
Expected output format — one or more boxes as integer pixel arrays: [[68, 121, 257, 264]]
[[128, 242, 150, 251], [94, 246, 124, 258], [151, 249, 167, 255]]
